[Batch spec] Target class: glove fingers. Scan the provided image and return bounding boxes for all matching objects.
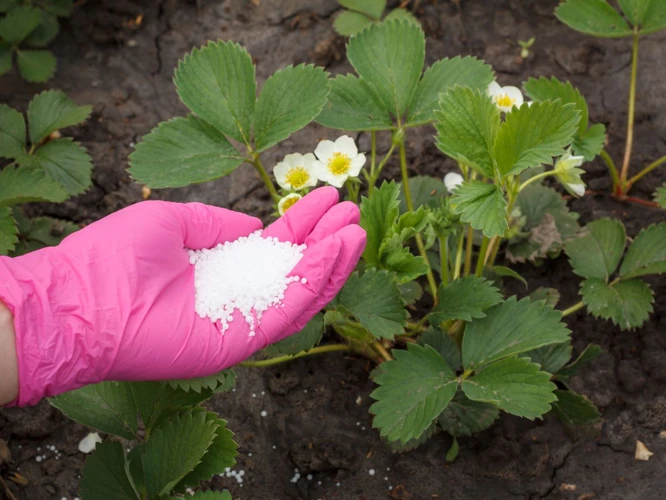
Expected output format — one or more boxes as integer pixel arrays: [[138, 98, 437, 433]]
[[290, 224, 366, 331], [305, 201, 360, 247], [254, 232, 344, 345], [171, 202, 263, 250], [262, 187, 339, 244]]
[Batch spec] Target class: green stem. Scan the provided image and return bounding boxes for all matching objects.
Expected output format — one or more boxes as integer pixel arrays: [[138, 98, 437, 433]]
[[518, 170, 556, 192], [453, 229, 465, 280], [368, 143, 397, 194], [239, 344, 350, 368], [373, 341, 392, 362], [561, 301, 584, 317], [626, 154, 666, 188], [599, 149, 620, 193], [463, 225, 474, 276], [346, 179, 359, 203], [619, 31, 640, 189], [371, 131, 377, 173], [399, 140, 438, 299], [250, 156, 280, 202], [439, 236, 450, 286], [475, 236, 490, 276]]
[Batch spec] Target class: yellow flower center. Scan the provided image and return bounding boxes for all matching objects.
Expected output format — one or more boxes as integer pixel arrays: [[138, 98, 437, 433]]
[[495, 94, 515, 108], [285, 167, 310, 189], [328, 153, 351, 175], [280, 196, 300, 213]]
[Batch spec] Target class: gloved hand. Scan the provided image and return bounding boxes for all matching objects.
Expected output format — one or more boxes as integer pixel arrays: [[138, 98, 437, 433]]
[[0, 187, 365, 406]]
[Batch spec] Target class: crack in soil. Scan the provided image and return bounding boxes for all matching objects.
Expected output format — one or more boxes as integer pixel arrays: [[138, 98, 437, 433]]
[[153, 0, 170, 76]]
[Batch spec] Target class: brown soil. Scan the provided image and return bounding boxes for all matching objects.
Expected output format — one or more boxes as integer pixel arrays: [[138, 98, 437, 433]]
[[1, 1, 665, 499]]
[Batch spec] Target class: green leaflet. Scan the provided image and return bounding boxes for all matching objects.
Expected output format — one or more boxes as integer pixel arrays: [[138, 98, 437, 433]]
[[128, 116, 244, 189], [0, 103, 26, 158], [27, 89, 92, 144], [581, 278, 653, 330], [370, 344, 458, 444], [555, 0, 633, 38], [565, 218, 626, 281], [360, 181, 400, 265], [79, 441, 140, 500], [0, 207, 17, 255], [264, 314, 324, 356], [462, 296, 570, 370], [619, 223, 666, 279], [451, 181, 508, 238], [434, 86, 500, 178], [346, 18, 425, 118], [462, 356, 557, 419], [430, 276, 502, 324]]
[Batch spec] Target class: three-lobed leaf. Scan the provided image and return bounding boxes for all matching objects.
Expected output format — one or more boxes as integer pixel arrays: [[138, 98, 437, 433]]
[[407, 57, 495, 126], [462, 296, 570, 370], [555, 0, 633, 38], [346, 18, 425, 118], [253, 64, 330, 152], [565, 218, 626, 280], [619, 223, 666, 279], [337, 269, 408, 339], [370, 343, 458, 443], [494, 100, 580, 178], [128, 116, 244, 189], [430, 275, 502, 324], [462, 356, 557, 419], [27, 89, 92, 144], [174, 40, 256, 145], [451, 181, 508, 238], [79, 441, 139, 500], [580, 278, 653, 330], [434, 86, 500, 178]]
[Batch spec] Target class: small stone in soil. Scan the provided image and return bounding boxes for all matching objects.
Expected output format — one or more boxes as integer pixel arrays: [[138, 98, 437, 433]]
[[260, 410, 267, 417]]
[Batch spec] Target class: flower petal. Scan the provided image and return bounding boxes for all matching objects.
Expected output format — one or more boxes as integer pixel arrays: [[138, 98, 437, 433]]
[[444, 172, 464, 193], [325, 174, 348, 188], [273, 161, 292, 190], [335, 135, 358, 158], [502, 86, 524, 108], [284, 152, 304, 168], [314, 140, 336, 163], [348, 153, 366, 177], [486, 80, 502, 96], [567, 183, 586, 197]]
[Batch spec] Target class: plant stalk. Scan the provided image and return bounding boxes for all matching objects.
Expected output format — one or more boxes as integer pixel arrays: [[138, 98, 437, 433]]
[[626, 154, 666, 188], [518, 170, 556, 192], [463, 225, 474, 276], [439, 236, 450, 285], [373, 341, 393, 362], [619, 31, 640, 192], [561, 301, 584, 317], [475, 236, 490, 276], [453, 229, 465, 280], [368, 143, 397, 194], [398, 140, 438, 300], [599, 149, 620, 193], [250, 156, 280, 201], [239, 344, 350, 368]]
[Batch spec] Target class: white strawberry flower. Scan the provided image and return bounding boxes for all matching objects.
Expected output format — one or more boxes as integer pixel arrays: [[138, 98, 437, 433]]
[[273, 153, 318, 191], [555, 150, 586, 197], [444, 172, 464, 193], [277, 193, 302, 216], [312, 135, 366, 188], [487, 81, 524, 113]]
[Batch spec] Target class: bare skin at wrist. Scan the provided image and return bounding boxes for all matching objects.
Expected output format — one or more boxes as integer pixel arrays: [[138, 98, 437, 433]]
[[0, 300, 19, 406]]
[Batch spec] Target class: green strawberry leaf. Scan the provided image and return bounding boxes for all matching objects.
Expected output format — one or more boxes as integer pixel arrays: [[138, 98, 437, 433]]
[[565, 218, 626, 280], [430, 275, 503, 324], [580, 277, 653, 330]]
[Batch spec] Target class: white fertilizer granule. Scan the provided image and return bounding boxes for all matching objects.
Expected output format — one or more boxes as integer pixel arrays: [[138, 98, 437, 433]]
[[190, 231, 306, 336]]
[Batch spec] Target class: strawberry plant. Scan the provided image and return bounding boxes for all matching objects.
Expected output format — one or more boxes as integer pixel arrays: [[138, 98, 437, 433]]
[[49, 372, 238, 500], [0, 90, 92, 255], [555, 0, 666, 202], [0, 0, 75, 82], [122, 18, 625, 464]]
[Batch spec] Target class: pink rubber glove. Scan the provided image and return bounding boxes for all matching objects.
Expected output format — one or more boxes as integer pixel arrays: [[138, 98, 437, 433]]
[[0, 187, 365, 406]]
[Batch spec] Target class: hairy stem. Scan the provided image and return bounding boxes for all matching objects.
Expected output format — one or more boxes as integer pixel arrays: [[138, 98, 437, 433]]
[[518, 170, 556, 192], [368, 142, 397, 194], [239, 344, 350, 368], [439, 236, 450, 285], [599, 149, 620, 193], [619, 31, 640, 190], [251, 156, 280, 201], [475, 236, 490, 276], [627, 154, 666, 188], [453, 229, 465, 280], [463, 225, 474, 276], [561, 301, 584, 317], [399, 140, 438, 300], [373, 341, 393, 362]]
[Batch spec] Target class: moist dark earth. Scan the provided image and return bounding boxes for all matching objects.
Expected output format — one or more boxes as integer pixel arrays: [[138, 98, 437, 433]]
[[1, 0, 666, 499]]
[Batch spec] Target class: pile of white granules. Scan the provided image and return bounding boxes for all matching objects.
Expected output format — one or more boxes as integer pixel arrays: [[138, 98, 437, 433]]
[[189, 231, 307, 336]]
